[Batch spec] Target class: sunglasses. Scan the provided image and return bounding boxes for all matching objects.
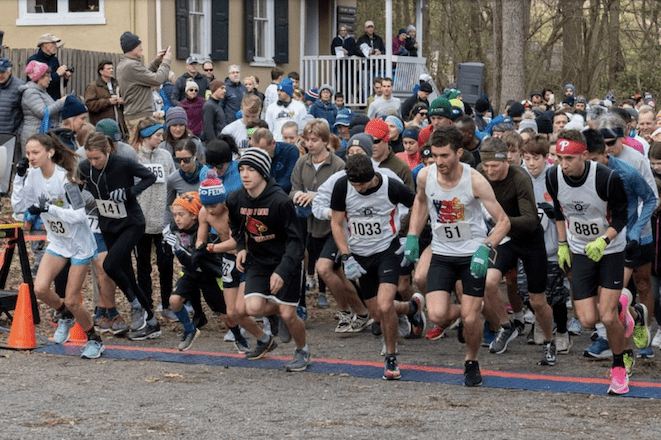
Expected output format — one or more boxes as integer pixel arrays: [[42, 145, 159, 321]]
[[372, 137, 385, 144], [605, 139, 618, 147], [418, 111, 428, 116], [204, 68, 213, 72], [175, 156, 194, 164]]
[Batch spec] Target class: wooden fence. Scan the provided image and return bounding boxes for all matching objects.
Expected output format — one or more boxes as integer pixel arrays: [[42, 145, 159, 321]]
[[0, 47, 124, 99]]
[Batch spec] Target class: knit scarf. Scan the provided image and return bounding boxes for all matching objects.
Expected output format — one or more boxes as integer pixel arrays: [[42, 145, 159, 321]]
[[179, 161, 202, 184]]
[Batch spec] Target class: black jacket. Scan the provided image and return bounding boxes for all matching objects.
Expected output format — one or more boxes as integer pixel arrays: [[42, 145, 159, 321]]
[[356, 34, 385, 57], [27, 49, 67, 100]]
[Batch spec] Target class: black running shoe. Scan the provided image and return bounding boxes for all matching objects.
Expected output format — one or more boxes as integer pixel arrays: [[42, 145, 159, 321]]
[[464, 360, 482, 387]]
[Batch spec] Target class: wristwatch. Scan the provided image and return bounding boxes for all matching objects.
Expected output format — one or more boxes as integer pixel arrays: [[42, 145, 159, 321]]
[[600, 235, 611, 245], [485, 242, 493, 249], [341, 254, 351, 262]]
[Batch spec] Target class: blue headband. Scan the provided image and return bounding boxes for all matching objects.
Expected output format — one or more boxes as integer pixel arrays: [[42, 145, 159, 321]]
[[140, 123, 164, 138]]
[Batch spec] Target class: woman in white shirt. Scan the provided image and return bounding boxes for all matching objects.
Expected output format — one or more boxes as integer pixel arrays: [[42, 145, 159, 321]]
[[11, 132, 103, 359]]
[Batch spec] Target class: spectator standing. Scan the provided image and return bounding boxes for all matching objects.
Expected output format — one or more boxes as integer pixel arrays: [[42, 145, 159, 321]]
[[84, 60, 127, 136], [26, 34, 70, 101], [392, 29, 408, 56], [244, 76, 265, 103], [0, 57, 25, 137], [115, 31, 172, 140], [331, 26, 356, 98], [222, 64, 247, 124], [177, 80, 205, 136], [400, 81, 432, 122], [201, 79, 227, 142], [309, 84, 338, 128], [367, 77, 401, 119], [263, 68, 284, 116], [405, 25, 419, 57], [171, 56, 209, 106], [264, 78, 308, 142]]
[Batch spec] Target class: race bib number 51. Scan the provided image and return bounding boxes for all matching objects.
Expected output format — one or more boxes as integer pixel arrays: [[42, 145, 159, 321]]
[[434, 222, 472, 242], [95, 199, 127, 219]]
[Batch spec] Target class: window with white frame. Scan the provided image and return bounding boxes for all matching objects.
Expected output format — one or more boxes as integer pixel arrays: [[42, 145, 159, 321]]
[[17, 0, 106, 26], [188, 0, 212, 60], [253, 0, 274, 64]]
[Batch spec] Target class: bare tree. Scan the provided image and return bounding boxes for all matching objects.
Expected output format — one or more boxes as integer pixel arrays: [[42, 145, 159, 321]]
[[499, 0, 525, 109]]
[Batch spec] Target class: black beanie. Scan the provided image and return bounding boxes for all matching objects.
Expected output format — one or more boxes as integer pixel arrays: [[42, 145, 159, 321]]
[[205, 140, 233, 166], [120, 32, 141, 53], [475, 98, 489, 114], [535, 114, 553, 134], [507, 102, 525, 118]]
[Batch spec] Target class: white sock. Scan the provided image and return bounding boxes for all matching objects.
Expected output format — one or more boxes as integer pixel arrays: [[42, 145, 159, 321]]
[[596, 322, 607, 340]]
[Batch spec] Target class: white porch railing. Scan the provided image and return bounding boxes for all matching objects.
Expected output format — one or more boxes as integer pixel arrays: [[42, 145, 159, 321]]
[[300, 55, 438, 108]]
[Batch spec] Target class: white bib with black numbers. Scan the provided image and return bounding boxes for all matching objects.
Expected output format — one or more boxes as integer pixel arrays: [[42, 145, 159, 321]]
[[45, 218, 71, 238], [145, 163, 166, 184], [95, 199, 127, 219], [344, 174, 398, 257], [556, 164, 626, 255], [427, 163, 488, 257]]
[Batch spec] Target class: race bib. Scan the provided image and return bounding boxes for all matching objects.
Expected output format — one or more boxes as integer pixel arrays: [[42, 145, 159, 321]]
[[87, 214, 101, 234], [46, 219, 71, 238], [221, 256, 236, 283], [145, 163, 166, 183], [349, 220, 383, 237], [536, 207, 549, 229], [95, 199, 127, 219], [569, 217, 604, 239], [434, 222, 472, 242]]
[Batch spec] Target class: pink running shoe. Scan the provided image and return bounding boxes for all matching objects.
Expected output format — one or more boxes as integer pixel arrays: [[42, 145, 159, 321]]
[[607, 366, 629, 395], [619, 289, 635, 339]]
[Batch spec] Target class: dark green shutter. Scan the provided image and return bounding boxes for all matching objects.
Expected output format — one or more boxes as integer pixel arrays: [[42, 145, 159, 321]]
[[210, 0, 229, 61], [244, 0, 255, 62], [274, 0, 289, 64], [175, 0, 190, 60]]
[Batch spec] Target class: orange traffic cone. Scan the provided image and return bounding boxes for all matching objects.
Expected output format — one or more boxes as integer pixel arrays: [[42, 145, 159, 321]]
[[69, 321, 88, 343], [7, 283, 36, 349]]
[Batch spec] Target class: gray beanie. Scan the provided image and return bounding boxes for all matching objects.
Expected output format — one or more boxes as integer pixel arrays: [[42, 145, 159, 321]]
[[347, 133, 373, 157]]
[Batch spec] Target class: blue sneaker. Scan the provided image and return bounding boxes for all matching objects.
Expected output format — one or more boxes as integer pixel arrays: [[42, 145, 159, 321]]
[[636, 346, 654, 359], [583, 336, 612, 359], [53, 317, 75, 344], [567, 317, 582, 335], [296, 306, 308, 323], [80, 340, 105, 359], [482, 321, 496, 347], [317, 292, 329, 308]]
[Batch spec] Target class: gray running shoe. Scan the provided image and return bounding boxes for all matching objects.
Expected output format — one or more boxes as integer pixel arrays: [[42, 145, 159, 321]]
[[335, 311, 353, 333], [538, 340, 557, 366], [110, 315, 129, 336], [348, 313, 373, 333], [284, 348, 311, 372], [246, 335, 277, 360], [233, 337, 251, 354], [128, 322, 161, 341], [489, 323, 518, 354], [178, 328, 200, 351], [160, 308, 179, 322], [130, 307, 147, 331], [80, 340, 105, 359], [53, 317, 75, 344]]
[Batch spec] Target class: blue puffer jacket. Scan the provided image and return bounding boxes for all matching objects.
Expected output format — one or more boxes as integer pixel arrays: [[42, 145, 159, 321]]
[[309, 99, 338, 128], [0, 74, 25, 135]]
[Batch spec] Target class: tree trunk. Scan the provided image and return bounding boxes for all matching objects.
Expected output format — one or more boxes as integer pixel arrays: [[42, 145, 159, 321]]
[[560, 0, 583, 88], [500, 0, 525, 111], [492, 0, 502, 112], [607, 0, 625, 91]]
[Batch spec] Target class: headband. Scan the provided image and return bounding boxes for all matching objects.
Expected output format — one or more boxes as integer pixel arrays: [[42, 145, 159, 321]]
[[140, 123, 164, 138], [479, 151, 508, 162], [246, 127, 257, 137], [556, 138, 586, 155], [347, 169, 375, 184]]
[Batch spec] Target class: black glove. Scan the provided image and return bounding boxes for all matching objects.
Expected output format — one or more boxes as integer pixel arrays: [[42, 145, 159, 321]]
[[190, 243, 208, 269], [537, 202, 555, 220], [27, 194, 51, 215], [624, 239, 641, 262], [16, 157, 29, 177]]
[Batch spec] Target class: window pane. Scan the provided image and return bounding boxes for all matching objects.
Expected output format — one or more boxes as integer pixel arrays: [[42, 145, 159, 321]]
[[68, 0, 100, 12], [190, 14, 202, 54], [255, 21, 266, 58], [34, 0, 57, 13], [190, 0, 203, 13], [255, 0, 266, 19]]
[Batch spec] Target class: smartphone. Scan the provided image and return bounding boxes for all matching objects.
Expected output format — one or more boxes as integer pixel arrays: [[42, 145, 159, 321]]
[[64, 182, 85, 209], [166, 46, 171, 53]]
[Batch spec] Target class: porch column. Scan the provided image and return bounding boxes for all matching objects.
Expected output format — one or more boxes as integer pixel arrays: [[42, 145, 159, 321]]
[[385, 0, 392, 78]]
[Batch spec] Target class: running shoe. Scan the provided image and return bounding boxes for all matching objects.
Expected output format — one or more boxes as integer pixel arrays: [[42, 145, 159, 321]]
[[335, 311, 353, 333], [425, 325, 444, 340], [128, 322, 161, 341], [178, 328, 200, 351], [110, 315, 129, 336], [407, 293, 426, 338], [192, 314, 208, 329], [95, 316, 112, 334], [489, 323, 518, 354], [297, 306, 308, 323], [278, 316, 291, 343], [382, 355, 401, 380], [464, 360, 482, 387], [398, 315, 411, 338], [526, 324, 535, 345], [284, 348, 311, 372], [80, 340, 105, 359], [636, 346, 654, 359], [567, 317, 582, 336], [523, 308, 535, 324], [246, 336, 277, 360], [371, 321, 382, 336], [305, 276, 317, 293], [129, 307, 147, 332], [513, 318, 525, 336], [632, 303, 650, 349], [482, 321, 497, 347], [608, 366, 629, 395], [652, 328, 661, 349], [317, 292, 329, 309], [233, 337, 251, 354], [618, 290, 634, 338], [53, 317, 75, 344], [538, 340, 557, 366], [533, 318, 545, 345], [348, 313, 373, 333], [583, 337, 612, 359], [556, 332, 572, 354], [160, 308, 178, 322], [624, 349, 635, 376]]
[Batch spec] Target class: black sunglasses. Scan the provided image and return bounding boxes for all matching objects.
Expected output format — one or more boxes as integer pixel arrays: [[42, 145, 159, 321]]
[[605, 139, 618, 147], [174, 156, 194, 164], [204, 68, 213, 72], [372, 137, 385, 144]]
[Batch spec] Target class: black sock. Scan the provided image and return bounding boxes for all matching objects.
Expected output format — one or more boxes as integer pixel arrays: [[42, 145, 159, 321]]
[[230, 325, 243, 340], [612, 352, 625, 368], [85, 326, 102, 342], [553, 302, 568, 333]]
